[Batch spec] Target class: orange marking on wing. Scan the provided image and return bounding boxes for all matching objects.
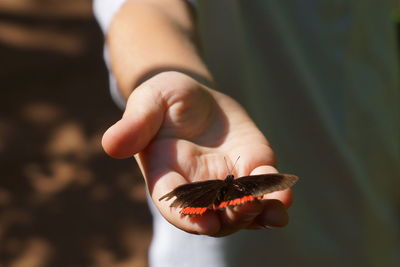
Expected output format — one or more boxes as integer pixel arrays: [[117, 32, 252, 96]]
[[217, 195, 256, 209], [180, 207, 207, 215], [228, 195, 255, 206], [229, 198, 239, 206], [217, 202, 228, 209], [242, 195, 255, 203]]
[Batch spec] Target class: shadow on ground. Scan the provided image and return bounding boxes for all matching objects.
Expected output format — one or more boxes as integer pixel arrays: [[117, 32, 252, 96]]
[[0, 1, 152, 266]]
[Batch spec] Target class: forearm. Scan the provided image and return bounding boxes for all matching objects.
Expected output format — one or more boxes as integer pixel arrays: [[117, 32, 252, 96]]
[[107, 0, 212, 99]]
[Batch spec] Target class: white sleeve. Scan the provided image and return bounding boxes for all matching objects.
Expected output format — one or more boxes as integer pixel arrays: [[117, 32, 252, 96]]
[[93, 0, 128, 34], [93, 0, 128, 109]]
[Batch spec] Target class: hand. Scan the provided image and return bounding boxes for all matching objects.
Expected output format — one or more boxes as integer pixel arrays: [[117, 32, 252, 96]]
[[102, 71, 293, 236]]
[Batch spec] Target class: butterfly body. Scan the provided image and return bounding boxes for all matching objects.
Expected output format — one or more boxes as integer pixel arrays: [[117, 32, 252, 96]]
[[159, 172, 299, 216]]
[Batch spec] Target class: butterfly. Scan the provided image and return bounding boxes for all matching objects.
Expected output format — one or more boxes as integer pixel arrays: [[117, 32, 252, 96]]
[[159, 172, 299, 216]]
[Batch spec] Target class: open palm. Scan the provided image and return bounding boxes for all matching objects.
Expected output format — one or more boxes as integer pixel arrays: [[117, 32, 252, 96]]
[[102, 72, 292, 236]]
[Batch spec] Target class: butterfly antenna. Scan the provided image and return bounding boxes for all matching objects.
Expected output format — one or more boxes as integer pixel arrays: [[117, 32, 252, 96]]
[[223, 157, 230, 174], [230, 156, 240, 174]]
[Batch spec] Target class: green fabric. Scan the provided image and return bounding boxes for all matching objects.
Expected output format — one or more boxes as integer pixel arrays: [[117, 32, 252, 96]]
[[196, 1, 400, 266]]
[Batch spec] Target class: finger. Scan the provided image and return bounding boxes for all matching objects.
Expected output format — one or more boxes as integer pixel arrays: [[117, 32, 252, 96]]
[[210, 165, 288, 235], [250, 165, 293, 207], [214, 201, 264, 236], [152, 171, 221, 236], [193, 164, 277, 236], [102, 84, 165, 158], [246, 165, 292, 229], [248, 199, 289, 229]]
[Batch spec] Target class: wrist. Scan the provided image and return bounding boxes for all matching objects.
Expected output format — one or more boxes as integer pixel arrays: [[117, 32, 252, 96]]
[[122, 69, 214, 100], [137, 68, 214, 89]]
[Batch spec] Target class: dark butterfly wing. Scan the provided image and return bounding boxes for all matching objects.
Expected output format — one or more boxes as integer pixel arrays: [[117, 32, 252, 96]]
[[213, 173, 298, 209], [214, 185, 258, 209], [159, 173, 299, 215], [233, 173, 298, 198], [159, 180, 225, 215]]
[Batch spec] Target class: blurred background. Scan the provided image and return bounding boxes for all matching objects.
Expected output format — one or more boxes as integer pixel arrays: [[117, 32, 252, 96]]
[[0, 0, 152, 266]]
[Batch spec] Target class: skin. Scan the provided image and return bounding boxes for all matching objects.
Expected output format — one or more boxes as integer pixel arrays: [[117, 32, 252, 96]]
[[102, 0, 293, 237]]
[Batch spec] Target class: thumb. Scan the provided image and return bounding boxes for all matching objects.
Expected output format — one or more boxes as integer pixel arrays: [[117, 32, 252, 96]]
[[102, 84, 165, 158]]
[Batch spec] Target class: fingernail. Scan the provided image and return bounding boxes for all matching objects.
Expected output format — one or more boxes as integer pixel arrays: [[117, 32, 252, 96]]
[[259, 200, 289, 228]]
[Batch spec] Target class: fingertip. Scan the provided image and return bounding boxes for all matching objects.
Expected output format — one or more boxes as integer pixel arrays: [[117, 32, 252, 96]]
[[188, 212, 222, 236], [213, 201, 264, 236], [101, 119, 140, 158], [232, 200, 263, 216], [266, 189, 293, 208], [256, 199, 289, 228], [250, 166, 294, 208], [158, 204, 222, 236], [250, 165, 278, 176], [101, 124, 125, 158]]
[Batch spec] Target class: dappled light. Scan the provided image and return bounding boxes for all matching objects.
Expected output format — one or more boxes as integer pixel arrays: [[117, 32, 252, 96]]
[[0, 1, 152, 266]]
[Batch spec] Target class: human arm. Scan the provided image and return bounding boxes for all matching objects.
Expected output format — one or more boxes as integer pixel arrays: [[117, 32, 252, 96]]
[[101, 0, 293, 236]]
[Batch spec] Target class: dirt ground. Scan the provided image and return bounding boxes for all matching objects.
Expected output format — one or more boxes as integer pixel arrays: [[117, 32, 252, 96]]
[[0, 1, 152, 266]]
